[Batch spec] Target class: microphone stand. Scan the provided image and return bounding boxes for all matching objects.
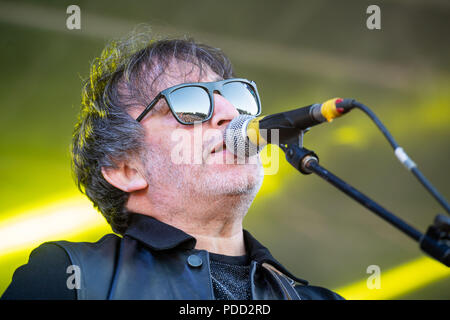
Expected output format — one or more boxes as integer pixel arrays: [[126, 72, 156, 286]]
[[279, 136, 450, 267]]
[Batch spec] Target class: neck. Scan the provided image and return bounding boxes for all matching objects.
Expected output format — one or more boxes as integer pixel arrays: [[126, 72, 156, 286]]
[[194, 229, 246, 256], [128, 191, 253, 256]]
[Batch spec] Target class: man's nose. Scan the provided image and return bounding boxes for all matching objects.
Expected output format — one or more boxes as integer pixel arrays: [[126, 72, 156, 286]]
[[209, 92, 239, 128]]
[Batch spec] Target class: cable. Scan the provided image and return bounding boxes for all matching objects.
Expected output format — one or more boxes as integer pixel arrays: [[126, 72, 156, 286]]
[[350, 100, 450, 215]]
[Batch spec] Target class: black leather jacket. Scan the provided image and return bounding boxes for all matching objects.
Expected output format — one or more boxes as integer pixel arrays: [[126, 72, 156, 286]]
[[43, 214, 343, 300]]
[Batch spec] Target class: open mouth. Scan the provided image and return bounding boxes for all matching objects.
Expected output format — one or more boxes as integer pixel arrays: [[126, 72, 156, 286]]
[[211, 142, 226, 154], [205, 140, 239, 164]]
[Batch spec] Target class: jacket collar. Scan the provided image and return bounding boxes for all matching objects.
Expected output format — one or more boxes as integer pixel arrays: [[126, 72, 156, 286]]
[[124, 213, 308, 285], [243, 229, 308, 285], [124, 213, 197, 251]]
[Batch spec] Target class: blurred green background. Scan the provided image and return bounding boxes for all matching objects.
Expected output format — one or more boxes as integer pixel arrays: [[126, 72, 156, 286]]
[[0, 0, 449, 299]]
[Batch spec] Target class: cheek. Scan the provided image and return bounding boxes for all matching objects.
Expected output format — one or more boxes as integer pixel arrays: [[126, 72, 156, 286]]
[[145, 135, 172, 156], [142, 115, 183, 143]]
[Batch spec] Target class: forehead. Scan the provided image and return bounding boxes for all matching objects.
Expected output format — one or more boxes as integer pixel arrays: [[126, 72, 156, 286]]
[[153, 60, 221, 93]]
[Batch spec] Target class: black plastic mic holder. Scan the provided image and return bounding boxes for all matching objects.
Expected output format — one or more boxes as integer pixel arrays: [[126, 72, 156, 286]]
[[282, 142, 450, 267]]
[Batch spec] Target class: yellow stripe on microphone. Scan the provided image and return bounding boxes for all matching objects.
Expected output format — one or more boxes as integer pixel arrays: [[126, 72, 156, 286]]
[[247, 115, 267, 147], [321, 98, 343, 122]]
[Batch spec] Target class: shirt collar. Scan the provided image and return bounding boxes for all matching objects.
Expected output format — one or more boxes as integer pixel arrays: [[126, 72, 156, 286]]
[[124, 213, 308, 285]]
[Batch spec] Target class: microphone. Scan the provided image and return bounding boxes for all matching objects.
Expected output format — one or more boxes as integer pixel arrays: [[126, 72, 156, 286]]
[[224, 98, 355, 157]]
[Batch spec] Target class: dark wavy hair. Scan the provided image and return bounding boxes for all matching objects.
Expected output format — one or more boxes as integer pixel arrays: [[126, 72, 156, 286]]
[[71, 28, 234, 234]]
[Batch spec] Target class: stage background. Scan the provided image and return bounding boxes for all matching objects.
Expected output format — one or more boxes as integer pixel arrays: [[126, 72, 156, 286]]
[[0, 0, 449, 299]]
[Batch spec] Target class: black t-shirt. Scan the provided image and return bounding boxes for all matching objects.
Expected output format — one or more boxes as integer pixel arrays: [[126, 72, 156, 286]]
[[209, 252, 251, 300]]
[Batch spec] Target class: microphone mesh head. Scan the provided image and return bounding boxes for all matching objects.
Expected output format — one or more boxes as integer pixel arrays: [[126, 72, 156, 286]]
[[224, 115, 259, 158]]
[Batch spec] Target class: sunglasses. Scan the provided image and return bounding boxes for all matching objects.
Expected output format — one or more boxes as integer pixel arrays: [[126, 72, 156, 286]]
[[135, 78, 261, 124]]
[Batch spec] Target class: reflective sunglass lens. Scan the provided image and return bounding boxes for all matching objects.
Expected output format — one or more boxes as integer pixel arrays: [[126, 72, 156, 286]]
[[169, 86, 211, 123], [222, 81, 259, 116]]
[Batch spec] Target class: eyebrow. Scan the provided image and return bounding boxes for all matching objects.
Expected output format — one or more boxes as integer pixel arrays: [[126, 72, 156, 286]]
[[210, 75, 223, 82], [140, 76, 225, 118]]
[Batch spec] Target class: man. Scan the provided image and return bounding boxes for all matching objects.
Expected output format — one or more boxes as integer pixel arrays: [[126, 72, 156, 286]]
[[2, 31, 343, 300]]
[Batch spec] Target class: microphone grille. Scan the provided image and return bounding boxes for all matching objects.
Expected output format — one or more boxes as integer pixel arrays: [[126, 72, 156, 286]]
[[224, 115, 259, 158]]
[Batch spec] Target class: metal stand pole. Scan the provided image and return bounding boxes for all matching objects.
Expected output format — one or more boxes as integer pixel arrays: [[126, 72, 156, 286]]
[[283, 143, 450, 267]]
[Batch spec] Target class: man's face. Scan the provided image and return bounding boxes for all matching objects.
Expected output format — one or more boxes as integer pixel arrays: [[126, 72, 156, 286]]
[[128, 61, 264, 203]]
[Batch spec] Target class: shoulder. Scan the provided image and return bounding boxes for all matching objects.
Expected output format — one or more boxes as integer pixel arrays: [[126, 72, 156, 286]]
[[1, 234, 122, 300], [1, 242, 75, 300], [51, 233, 122, 256], [49, 234, 122, 275], [294, 284, 345, 300], [50, 234, 122, 300]]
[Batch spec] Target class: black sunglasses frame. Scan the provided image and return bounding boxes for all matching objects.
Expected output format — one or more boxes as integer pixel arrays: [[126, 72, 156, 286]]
[[135, 78, 261, 125]]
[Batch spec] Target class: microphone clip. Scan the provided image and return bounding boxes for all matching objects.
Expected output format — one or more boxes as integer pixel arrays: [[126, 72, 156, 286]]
[[283, 143, 319, 175], [420, 214, 450, 267]]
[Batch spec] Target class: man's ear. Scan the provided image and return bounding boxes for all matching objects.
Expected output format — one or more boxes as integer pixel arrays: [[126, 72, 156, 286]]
[[101, 162, 148, 193]]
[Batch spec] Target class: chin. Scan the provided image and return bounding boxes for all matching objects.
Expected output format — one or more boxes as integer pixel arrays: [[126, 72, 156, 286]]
[[199, 160, 264, 196]]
